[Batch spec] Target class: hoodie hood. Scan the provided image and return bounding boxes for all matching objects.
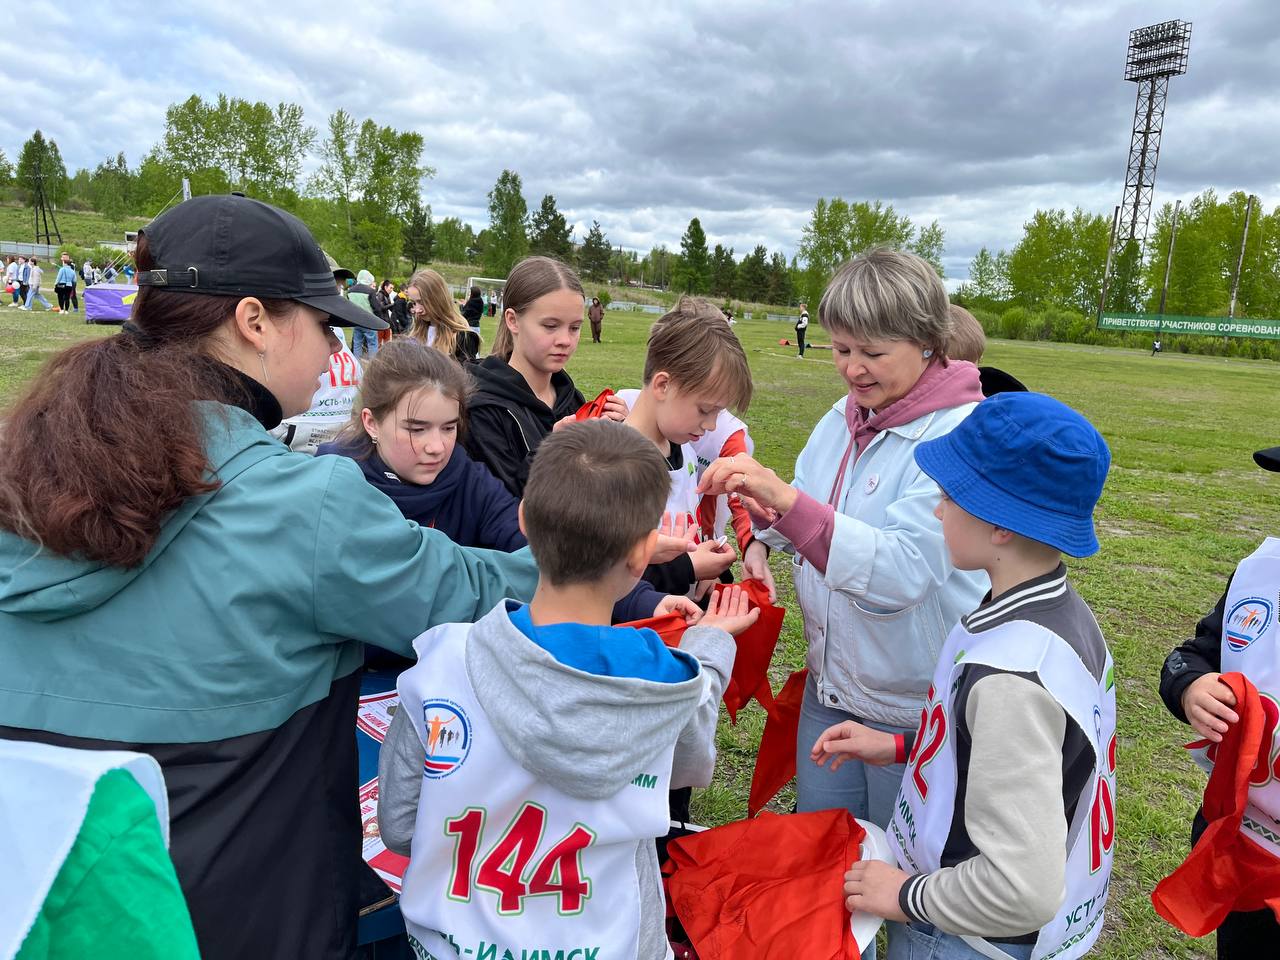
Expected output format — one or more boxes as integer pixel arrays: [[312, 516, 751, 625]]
[[356, 269, 375, 286], [316, 440, 466, 522], [0, 404, 283, 622], [464, 603, 709, 800], [468, 355, 583, 426]]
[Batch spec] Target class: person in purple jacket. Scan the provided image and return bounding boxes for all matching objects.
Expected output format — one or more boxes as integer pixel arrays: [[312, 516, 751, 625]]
[[317, 339, 693, 622]]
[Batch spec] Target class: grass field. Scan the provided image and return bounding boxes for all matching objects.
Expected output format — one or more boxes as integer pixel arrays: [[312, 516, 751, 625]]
[[4, 308, 1277, 958]]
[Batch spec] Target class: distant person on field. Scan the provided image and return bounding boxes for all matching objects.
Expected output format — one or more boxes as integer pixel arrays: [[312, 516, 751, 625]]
[[372, 279, 397, 347], [461, 285, 484, 334], [1152, 337, 1163, 356], [795, 302, 809, 356], [588, 296, 604, 343], [488, 287, 499, 317], [10, 255, 30, 306], [55, 252, 78, 314], [348, 269, 380, 359], [23, 257, 52, 311], [5, 255, 18, 304], [102, 263, 118, 283], [123, 263, 136, 284], [945, 303, 1027, 397], [81, 258, 97, 287]]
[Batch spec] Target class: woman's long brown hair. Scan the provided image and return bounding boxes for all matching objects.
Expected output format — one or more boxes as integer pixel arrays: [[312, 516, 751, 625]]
[[0, 235, 294, 568], [407, 268, 473, 360]]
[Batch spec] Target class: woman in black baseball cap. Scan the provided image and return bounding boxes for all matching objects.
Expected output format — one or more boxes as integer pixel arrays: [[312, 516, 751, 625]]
[[0, 195, 537, 959]]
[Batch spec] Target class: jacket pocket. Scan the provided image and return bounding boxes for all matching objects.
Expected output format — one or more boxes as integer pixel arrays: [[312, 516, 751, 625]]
[[833, 591, 947, 700], [792, 554, 827, 675]]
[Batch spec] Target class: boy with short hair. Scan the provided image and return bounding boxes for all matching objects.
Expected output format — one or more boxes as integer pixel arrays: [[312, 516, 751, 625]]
[[625, 296, 754, 599], [378, 419, 752, 960], [814, 392, 1115, 959]]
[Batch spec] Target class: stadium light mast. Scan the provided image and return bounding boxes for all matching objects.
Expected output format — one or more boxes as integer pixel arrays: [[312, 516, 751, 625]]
[[1118, 19, 1191, 248]]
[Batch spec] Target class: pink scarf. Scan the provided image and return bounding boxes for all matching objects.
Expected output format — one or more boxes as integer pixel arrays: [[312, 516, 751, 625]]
[[827, 360, 984, 506]]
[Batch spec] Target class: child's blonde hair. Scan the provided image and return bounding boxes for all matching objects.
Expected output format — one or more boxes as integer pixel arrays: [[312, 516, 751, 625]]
[[944, 304, 986, 363], [644, 296, 753, 412], [408, 268, 477, 359]]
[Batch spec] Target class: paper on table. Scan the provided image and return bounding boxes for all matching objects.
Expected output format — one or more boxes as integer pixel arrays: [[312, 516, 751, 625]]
[[850, 819, 895, 953]]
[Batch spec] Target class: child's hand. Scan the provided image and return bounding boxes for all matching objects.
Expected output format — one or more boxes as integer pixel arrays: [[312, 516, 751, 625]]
[[552, 415, 577, 433], [654, 595, 702, 624], [690, 538, 735, 579], [732, 492, 780, 527], [1182, 672, 1239, 742], [843, 860, 910, 921], [698, 584, 760, 637], [811, 721, 898, 769], [600, 395, 629, 422], [741, 540, 776, 602], [651, 512, 698, 564]]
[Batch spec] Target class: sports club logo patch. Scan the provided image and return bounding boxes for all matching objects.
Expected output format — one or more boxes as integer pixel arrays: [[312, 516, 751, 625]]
[[1225, 597, 1273, 653], [421, 699, 472, 779]]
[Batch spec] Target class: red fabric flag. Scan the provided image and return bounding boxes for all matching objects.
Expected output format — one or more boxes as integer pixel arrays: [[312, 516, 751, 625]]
[[664, 809, 864, 959], [1152, 672, 1280, 934], [748, 668, 809, 818], [621, 611, 690, 648], [574, 388, 615, 420], [717, 580, 785, 723]]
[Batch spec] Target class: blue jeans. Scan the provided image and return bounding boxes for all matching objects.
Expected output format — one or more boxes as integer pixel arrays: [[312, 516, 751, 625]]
[[25, 287, 51, 310], [887, 922, 1035, 960], [796, 674, 911, 829], [351, 326, 379, 359]]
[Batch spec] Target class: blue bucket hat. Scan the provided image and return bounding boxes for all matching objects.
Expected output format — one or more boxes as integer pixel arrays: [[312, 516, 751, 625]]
[[913, 392, 1110, 557]]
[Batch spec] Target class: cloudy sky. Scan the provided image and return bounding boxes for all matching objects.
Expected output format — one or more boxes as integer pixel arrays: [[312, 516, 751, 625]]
[[11, 0, 1279, 281]]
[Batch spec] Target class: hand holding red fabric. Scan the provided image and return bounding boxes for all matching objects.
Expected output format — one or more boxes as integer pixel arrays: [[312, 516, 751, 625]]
[[574, 388, 616, 421], [1152, 672, 1280, 935]]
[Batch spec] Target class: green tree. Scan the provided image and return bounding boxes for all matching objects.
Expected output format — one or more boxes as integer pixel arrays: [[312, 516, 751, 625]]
[[643, 244, 677, 289], [484, 169, 529, 276], [909, 220, 947, 277], [798, 198, 924, 306], [736, 244, 770, 302], [403, 197, 434, 270], [528, 194, 573, 260], [675, 217, 710, 293], [434, 217, 477, 263], [578, 220, 611, 281], [965, 247, 1002, 302], [158, 94, 316, 203], [311, 109, 360, 234], [1006, 208, 1111, 315], [709, 244, 736, 296], [16, 130, 69, 205], [766, 251, 793, 305], [88, 152, 135, 220]]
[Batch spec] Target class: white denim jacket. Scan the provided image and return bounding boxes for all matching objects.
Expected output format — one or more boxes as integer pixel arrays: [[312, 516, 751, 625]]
[[758, 395, 988, 727]]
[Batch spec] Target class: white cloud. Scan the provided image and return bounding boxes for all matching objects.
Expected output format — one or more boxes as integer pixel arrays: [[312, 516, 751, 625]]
[[7, 0, 1278, 279]]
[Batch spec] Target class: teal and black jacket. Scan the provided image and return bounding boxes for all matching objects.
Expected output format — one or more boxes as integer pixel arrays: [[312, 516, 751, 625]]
[[0, 387, 538, 960]]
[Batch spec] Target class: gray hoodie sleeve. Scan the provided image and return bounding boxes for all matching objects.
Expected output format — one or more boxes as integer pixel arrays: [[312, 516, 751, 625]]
[[669, 625, 736, 790], [377, 703, 425, 857]]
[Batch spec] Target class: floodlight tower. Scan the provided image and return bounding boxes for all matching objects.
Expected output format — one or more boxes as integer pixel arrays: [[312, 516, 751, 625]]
[[1118, 19, 1191, 248]]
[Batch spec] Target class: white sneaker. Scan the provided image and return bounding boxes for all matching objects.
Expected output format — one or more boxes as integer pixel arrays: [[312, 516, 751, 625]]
[[20, 305, 30, 310]]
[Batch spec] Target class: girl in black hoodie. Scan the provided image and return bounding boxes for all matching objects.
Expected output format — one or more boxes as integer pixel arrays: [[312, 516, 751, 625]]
[[464, 256, 627, 497]]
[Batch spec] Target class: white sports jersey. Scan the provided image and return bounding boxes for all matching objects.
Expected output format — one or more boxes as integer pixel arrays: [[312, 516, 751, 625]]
[[1189, 537, 1280, 858], [271, 328, 361, 453], [614, 389, 701, 537], [396, 624, 675, 960], [889, 620, 1116, 960]]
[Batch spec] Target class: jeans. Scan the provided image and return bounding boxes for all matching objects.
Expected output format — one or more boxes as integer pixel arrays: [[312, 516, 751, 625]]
[[887, 922, 1035, 960], [795, 674, 911, 829], [797, 327, 807, 356], [351, 326, 379, 359], [25, 286, 51, 310]]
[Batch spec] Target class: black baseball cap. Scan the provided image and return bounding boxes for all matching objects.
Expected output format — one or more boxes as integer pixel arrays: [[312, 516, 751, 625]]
[[136, 194, 387, 330], [1255, 448, 1280, 472]]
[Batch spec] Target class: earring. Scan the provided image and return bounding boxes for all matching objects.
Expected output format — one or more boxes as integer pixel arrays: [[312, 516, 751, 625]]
[[370, 435, 379, 445], [922, 349, 934, 359], [257, 352, 269, 382]]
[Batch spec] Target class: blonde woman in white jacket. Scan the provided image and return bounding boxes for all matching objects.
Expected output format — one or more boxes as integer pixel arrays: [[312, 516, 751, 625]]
[[701, 249, 988, 830]]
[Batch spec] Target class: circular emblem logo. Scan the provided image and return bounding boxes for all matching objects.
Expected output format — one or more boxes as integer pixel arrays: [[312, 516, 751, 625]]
[[421, 698, 472, 779], [1225, 597, 1273, 653]]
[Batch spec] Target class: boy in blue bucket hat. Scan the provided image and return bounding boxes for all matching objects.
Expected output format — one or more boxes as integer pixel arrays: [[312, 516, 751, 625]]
[[811, 392, 1116, 960]]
